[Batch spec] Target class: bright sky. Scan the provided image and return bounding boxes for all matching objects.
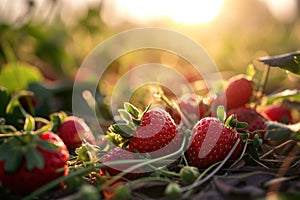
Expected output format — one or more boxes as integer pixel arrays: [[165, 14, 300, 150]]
[[101, 0, 224, 26], [0, 0, 298, 26]]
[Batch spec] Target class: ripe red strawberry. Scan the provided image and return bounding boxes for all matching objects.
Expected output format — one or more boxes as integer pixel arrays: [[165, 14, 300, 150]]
[[166, 94, 211, 125], [225, 75, 253, 109], [101, 147, 143, 180], [57, 116, 96, 150], [227, 106, 267, 137], [186, 117, 243, 169], [108, 103, 181, 158], [0, 131, 69, 195], [263, 105, 293, 124], [128, 109, 181, 156]]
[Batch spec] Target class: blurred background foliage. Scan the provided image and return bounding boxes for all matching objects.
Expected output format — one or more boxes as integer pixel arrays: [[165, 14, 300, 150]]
[[0, 0, 299, 117]]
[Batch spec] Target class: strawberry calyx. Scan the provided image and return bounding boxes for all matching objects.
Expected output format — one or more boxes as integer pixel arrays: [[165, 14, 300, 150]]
[[108, 102, 151, 140], [0, 114, 58, 174], [49, 111, 68, 133], [216, 106, 248, 129]]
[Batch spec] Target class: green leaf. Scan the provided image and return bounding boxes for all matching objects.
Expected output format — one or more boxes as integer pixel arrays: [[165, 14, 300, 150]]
[[225, 114, 235, 128], [217, 105, 226, 123], [140, 102, 152, 118], [246, 143, 260, 166], [124, 102, 140, 119], [0, 62, 43, 93], [25, 146, 44, 170], [24, 114, 35, 131], [0, 142, 11, 161], [259, 51, 300, 76], [236, 122, 248, 129], [4, 146, 23, 174], [111, 124, 135, 138], [36, 139, 58, 151], [228, 118, 248, 129], [118, 109, 133, 123], [265, 89, 300, 105], [264, 121, 292, 142]]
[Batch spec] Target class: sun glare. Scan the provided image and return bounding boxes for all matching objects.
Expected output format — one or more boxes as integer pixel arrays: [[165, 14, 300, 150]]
[[114, 0, 224, 24], [167, 0, 224, 24]]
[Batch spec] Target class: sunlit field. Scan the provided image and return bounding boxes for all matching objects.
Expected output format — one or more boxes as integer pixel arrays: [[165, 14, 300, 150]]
[[0, 0, 299, 199]]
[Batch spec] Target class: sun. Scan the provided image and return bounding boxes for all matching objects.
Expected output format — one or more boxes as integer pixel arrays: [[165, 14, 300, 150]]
[[114, 0, 224, 25], [167, 0, 224, 24]]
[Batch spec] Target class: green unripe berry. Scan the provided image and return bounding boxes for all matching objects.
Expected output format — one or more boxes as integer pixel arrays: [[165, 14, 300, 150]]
[[180, 166, 200, 185], [164, 182, 181, 198], [114, 184, 131, 200], [75, 184, 100, 200]]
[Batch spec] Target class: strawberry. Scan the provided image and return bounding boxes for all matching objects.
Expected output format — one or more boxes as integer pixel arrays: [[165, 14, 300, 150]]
[[0, 131, 69, 195], [56, 116, 96, 150], [108, 103, 181, 157], [166, 94, 211, 125], [224, 75, 253, 109], [227, 106, 267, 137], [101, 147, 143, 180], [128, 109, 181, 156], [186, 115, 243, 169], [263, 105, 293, 124]]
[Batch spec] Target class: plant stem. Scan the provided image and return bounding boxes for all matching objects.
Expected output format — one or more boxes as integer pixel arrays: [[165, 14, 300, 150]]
[[128, 176, 172, 186], [23, 135, 188, 199], [100, 135, 188, 189], [23, 164, 101, 200], [256, 64, 270, 105], [148, 164, 180, 177]]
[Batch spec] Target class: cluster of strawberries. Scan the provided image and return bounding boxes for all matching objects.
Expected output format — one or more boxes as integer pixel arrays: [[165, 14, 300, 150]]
[[0, 74, 296, 197], [101, 74, 295, 181], [0, 97, 96, 195]]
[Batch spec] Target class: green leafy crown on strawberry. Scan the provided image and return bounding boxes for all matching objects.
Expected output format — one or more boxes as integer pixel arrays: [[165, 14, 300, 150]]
[[108, 102, 152, 142], [107, 102, 181, 156], [0, 114, 58, 174]]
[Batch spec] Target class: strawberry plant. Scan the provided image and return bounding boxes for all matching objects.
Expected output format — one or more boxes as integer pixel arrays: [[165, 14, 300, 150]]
[[0, 51, 299, 200], [0, 115, 69, 195]]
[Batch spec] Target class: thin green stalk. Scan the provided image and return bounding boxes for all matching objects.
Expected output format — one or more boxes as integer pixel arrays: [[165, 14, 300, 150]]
[[23, 135, 188, 200], [23, 159, 150, 200], [23, 164, 101, 200], [100, 135, 188, 189], [181, 152, 189, 166], [256, 64, 270, 105], [128, 176, 173, 186], [148, 164, 180, 177]]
